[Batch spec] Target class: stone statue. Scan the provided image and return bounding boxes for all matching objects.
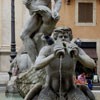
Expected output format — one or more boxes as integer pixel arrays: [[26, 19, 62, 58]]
[[8, 46, 33, 76], [20, 0, 62, 63], [6, 46, 33, 93], [21, 27, 96, 100]]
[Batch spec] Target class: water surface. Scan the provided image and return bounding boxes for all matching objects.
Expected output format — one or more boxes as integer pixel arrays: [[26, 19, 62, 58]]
[[0, 92, 23, 100]]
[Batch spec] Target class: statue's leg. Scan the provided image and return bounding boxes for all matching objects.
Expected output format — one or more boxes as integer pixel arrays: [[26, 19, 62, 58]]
[[39, 18, 58, 36], [38, 86, 57, 100], [67, 87, 89, 100], [24, 83, 42, 100], [20, 14, 42, 63], [78, 85, 95, 100], [34, 6, 59, 35]]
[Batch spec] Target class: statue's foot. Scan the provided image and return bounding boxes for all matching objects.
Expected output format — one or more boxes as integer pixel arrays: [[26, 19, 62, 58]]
[[67, 87, 89, 100]]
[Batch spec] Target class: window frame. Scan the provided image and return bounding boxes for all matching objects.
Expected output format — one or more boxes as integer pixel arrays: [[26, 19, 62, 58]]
[[75, 0, 96, 26]]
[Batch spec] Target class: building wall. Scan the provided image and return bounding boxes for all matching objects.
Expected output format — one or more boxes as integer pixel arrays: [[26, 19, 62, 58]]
[[57, 0, 100, 75], [57, 0, 100, 39], [0, 0, 25, 71], [0, 0, 100, 74]]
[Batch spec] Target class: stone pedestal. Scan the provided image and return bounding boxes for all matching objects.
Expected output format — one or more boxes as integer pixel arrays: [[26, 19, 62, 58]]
[[0, 72, 9, 85]]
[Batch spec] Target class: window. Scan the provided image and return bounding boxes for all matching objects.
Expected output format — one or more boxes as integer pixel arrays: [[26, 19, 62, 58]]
[[75, 0, 96, 26]]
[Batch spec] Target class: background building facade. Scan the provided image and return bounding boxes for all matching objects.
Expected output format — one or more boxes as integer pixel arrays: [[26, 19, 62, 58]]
[[0, 0, 100, 75]]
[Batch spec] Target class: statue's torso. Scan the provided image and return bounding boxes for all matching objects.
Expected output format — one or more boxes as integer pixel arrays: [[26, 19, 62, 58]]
[[48, 55, 75, 77], [43, 46, 76, 92], [45, 46, 76, 77]]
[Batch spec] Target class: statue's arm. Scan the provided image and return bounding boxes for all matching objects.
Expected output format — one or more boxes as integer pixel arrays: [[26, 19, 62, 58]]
[[52, 0, 62, 19], [8, 57, 17, 74], [53, 0, 62, 13], [65, 42, 96, 69], [10, 57, 17, 69], [76, 48, 96, 69], [34, 46, 55, 70]]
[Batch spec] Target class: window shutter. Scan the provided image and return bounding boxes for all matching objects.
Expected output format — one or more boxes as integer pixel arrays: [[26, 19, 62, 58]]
[[78, 3, 93, 23]]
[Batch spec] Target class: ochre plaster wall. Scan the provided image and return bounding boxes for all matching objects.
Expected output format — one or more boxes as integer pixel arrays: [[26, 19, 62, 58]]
[[57, 0, 100, 39], [0, 0, 100, 73]]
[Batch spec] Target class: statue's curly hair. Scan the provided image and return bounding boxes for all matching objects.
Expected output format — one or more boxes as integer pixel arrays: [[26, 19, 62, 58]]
[[51, 26, 73, 41]]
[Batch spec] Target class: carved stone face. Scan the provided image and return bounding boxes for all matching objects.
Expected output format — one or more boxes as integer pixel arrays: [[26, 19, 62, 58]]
[[52, 27, 73, 41], [57, 33, 70, 42]]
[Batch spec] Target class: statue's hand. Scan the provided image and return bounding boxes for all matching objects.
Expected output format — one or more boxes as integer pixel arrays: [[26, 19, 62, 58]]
[[52, 11, 60, 20], [29, 5, 52, 13], [54, 45, 65, 58], [70, 47, 79, 58], [66, 43, 79, 58]]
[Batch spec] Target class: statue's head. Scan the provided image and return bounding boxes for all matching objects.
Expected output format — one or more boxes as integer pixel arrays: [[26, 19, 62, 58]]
[[51, 26, 73, 41]]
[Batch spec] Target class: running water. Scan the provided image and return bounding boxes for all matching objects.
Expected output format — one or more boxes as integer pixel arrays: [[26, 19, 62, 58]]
[[59, 56, 62, 100]]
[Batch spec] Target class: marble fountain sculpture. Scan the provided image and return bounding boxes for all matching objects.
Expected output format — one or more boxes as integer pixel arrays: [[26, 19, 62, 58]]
[[15, 0, 96, 100], [16, 27, 96, 100]]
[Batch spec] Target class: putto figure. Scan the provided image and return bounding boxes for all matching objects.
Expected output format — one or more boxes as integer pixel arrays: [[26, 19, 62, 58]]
[[20, 0, 62, 63]]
